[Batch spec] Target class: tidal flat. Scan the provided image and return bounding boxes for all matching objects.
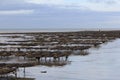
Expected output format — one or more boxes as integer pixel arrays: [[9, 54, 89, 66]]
[[0, 30, 120, 80]]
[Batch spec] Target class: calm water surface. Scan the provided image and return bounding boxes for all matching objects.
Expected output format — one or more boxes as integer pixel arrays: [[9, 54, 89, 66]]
[[18, 39, 120, 80]]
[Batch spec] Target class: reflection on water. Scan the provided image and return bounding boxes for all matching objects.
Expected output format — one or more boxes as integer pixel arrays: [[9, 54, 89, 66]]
[[17, 39, 120, 80], [73, 51, 90, 56]]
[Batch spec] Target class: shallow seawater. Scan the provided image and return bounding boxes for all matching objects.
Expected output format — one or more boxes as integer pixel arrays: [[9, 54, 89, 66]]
[[17, 39, 120, 80]]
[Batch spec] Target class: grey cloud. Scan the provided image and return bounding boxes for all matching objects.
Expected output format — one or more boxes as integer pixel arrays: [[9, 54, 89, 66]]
[[0, 5, 119, 28], [0, 0, 120, 29], [0, 0, 23, 5]]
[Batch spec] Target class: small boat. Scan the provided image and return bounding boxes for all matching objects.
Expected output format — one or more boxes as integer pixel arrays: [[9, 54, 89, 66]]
[[41, 71, 47, 73]]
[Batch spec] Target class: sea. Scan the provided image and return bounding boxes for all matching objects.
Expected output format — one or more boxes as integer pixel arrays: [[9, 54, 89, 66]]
[[0, 28, 120, 80], [16, 38, 120, 80]]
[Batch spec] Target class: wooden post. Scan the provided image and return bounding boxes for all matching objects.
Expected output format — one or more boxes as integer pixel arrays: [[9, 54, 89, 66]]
[[23, 67, 26, 78]]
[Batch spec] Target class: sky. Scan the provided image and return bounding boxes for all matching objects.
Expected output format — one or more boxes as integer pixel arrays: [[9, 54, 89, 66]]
[[0, 0, 120, 29]]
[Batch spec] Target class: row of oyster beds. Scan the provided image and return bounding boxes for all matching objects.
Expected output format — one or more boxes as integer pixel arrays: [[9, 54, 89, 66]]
[[0, 31, 120, 76]]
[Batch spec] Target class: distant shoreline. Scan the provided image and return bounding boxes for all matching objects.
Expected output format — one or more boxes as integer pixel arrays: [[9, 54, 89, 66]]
[[0, 28, 120, 33]]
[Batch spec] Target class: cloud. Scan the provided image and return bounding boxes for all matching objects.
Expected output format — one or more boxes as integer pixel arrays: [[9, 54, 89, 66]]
[[24, 0, 120, 12], [88, 0, 117, 4], [0, 10, 34, 15], [25, 0, 64, 5], [0, 0, 120, 12], [0, 0, 26, 5]]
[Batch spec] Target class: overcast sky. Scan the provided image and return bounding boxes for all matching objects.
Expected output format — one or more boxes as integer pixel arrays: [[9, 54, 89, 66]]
[[0, 0, 120, 29]]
